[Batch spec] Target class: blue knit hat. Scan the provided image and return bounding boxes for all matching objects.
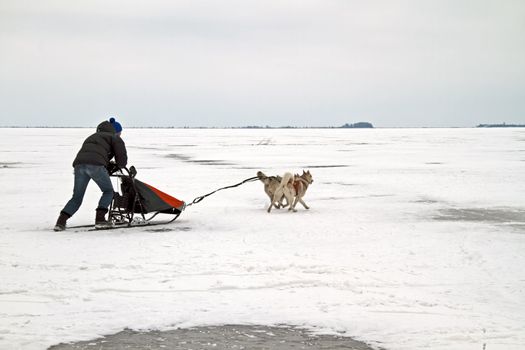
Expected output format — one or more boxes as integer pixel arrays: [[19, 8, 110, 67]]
[[109, 117, 122, 133]]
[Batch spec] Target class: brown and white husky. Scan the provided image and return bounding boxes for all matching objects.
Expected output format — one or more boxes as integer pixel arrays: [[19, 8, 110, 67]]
[[289, 170, 314, 212]]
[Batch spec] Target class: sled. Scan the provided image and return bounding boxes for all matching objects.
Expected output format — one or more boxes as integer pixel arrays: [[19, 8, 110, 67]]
[[107, 165, 185, 227]]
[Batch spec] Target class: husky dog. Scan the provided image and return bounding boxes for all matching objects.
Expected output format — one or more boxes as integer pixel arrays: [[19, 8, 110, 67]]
[[257, 171, 287, 210], [267, 172, 295, 213], [289, 170, 314, 212], [258, 170, 313, 213]]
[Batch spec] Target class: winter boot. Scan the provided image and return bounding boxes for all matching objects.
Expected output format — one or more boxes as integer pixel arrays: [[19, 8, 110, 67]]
[[95, 208, 113, 229], [54, 211, 71, 231]]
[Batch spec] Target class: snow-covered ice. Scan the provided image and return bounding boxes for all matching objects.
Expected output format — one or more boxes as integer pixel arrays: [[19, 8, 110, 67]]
[[0, 127, 524, 350]]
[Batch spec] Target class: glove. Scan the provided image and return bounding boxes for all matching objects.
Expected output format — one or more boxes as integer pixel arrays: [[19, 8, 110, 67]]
[[106, 161, 120, 175]]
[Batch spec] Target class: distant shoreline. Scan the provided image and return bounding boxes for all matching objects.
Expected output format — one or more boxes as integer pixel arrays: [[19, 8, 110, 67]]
[[1, 127, 524, 129], [1, 123, 372, 129], [1, 125, 524, 129], [0, 126, 376, 129]]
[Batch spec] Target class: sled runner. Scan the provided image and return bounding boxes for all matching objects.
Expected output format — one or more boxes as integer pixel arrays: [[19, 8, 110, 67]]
[[69, 165, 185, 231]]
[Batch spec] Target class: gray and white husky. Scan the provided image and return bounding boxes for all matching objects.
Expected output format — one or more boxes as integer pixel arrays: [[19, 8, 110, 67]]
[[256, 171, 287, 211]]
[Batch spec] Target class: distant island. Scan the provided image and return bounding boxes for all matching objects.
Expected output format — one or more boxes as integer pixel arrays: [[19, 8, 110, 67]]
[[477, 123, 525, 128], [341, 122, 374, 128]]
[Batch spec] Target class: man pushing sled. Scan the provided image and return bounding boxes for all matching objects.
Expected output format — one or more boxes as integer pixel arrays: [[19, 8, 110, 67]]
[[54, 117, 127, 231]]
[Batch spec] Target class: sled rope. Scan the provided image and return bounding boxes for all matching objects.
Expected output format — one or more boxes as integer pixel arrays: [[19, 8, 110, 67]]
[[187, 176, 259, 207]]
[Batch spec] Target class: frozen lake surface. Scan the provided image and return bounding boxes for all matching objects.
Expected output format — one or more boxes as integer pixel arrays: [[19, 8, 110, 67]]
[[0, 127, 524, 350]]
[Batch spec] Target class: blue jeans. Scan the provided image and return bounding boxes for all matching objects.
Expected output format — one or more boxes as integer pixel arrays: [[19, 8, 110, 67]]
[[62, 164, 114, 216]]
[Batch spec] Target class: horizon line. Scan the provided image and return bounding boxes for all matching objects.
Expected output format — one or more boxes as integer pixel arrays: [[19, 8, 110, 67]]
[[1, 125, 524, 129]]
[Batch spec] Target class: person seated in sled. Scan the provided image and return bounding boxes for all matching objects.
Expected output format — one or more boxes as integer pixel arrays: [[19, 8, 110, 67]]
[[54, 117, 127, 231]]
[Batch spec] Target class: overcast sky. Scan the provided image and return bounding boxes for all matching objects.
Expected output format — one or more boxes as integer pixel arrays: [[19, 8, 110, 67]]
[[1, 0, 524, 127]]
